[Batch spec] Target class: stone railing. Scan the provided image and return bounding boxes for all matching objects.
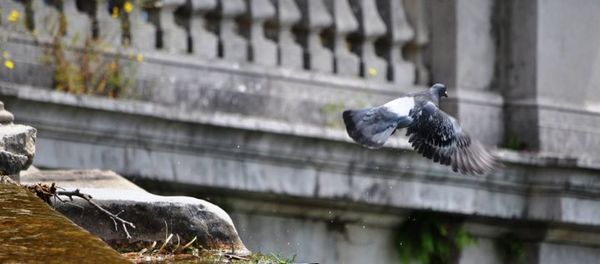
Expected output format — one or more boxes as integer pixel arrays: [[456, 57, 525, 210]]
[[0, 0, 424, 85]]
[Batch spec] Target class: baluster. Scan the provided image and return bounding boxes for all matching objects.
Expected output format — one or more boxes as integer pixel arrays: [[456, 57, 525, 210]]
[[215, 0, 247, 62], [128, 0, 155, 50], [325, 0, 359, 76], [404, 0, 429, 85], [31, 0, 62, 40], [270, 0, 302, 69], [95, 0, 122, 47], [62, 0, 93, 46], [2, 0, 28, 33], [377, 0, 415, 84], [189, 0, 218, 59], [295, 0, 333, 72], [157, 0, 187, 53], [349, 0, 387, 81], [246, 0, 277, 66]]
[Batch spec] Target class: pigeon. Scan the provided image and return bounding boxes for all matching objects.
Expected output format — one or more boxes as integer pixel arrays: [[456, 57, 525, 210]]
[[342, 83, 497, 175]]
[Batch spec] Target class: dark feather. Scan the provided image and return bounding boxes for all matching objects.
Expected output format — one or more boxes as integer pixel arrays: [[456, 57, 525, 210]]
[[406, 102, 498, 175]]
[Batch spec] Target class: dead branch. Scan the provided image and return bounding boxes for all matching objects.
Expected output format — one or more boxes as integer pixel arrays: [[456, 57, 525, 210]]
[[22, 182, 136, 239], [56, 189, 136, 239]]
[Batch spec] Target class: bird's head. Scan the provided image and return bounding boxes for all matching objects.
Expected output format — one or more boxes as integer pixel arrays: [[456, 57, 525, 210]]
[[430, 83, 448, 99]]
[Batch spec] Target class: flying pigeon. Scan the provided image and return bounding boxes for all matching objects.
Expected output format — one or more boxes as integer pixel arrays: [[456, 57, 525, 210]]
[[342, 83, 497, 175]]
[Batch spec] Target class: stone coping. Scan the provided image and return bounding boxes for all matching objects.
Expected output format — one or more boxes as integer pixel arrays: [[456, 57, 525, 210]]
[[1, 81, 598, 171]]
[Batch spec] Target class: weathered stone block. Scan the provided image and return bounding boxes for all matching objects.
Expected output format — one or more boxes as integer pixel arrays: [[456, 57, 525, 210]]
[[0, 112, 36, 181], [22, 169, 250, 255]]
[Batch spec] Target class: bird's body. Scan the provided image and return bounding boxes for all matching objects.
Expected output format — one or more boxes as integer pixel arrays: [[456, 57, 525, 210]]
[[342, 84, 497, 175]]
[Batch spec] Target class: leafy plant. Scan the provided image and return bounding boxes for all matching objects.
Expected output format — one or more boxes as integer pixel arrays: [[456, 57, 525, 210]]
[[34, 1, 140, 98], [504, 134, 528, 151], [48, 38, 137, 98], [395, 211, 475, 264], [495, 232, 526, 264]]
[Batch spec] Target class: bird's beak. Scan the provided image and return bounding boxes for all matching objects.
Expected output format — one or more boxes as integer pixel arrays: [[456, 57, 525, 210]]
[[444, 91, 448, 97]]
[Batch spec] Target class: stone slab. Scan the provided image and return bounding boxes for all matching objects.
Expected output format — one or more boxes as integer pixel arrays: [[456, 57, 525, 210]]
[[21, 169, 250, 255]]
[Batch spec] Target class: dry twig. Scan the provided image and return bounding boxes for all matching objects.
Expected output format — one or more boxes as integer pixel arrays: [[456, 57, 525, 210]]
[[56, 189, 136, 239], [22, 183, 136, 239]]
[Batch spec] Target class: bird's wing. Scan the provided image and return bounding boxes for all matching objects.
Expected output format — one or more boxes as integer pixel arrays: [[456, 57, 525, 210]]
[[343, 106, 411, 149], [406, 102, 497, 175]]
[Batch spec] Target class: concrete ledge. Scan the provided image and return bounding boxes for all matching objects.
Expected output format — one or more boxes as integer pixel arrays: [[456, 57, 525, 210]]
[[3, 86, 600, 229]]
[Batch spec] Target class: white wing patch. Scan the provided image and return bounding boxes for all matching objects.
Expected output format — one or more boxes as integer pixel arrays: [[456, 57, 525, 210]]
[[383, 96, 415, 117]]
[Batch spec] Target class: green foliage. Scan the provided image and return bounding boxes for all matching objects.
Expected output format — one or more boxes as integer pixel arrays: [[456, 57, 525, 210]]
[[25, 2, 140, 98], [395, 212, 475, 264], [495, 233, 526, 264], [43, 16, 138, 98], [504, 134, 528, 151]]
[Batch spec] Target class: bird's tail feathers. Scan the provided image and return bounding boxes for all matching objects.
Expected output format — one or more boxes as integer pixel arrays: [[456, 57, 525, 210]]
[[343, 107, 407, 149]]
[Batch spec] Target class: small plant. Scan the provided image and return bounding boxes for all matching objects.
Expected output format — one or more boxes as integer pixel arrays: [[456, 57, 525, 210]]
[[47, 38, 137, 98], [504, 134, 528, 151], [1, 7, 22, 71], [395, 211, 475, 264], [33, 1, 140, 98], [495, 232, 526, 264]]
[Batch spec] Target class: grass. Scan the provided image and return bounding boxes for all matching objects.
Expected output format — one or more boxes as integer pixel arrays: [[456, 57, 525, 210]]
[[115, 225, 299, 264]]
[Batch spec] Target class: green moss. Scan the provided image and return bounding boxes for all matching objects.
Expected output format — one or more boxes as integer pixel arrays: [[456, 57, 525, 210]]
[[495, 233, 526, 264], [503, 134, 528, 151], [395, 212, 475, 264], [321, 102, 346, 128]]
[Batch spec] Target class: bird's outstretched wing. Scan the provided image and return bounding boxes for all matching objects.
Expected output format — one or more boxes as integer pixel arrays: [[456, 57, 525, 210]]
[[406, 102, 497, 175], [343, 107, 408, 149]]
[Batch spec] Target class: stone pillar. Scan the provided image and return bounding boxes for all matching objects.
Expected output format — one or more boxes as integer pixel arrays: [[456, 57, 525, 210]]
[[128, 0, 156, 50], [403, 0, 430, 85], [295, 0, 333, 73], [428, 0, 503, 147], [246, 0, 277, 66], [0, 101, 36, 183], [325, 0, 359, 76], [157, 0, 188, 53], [270, 0, 303, 69], [215, 0, 247, 62], [31, 0, 62, 40], [377, 0, 415, 85], [504, 0, 600, 157], [95, 0, 122, 47], [349, 0, 387, 81], [189, 0, 218, 59], [62, 0, 93, 46]]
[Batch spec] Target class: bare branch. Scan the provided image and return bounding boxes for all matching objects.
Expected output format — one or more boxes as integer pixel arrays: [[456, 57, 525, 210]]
[[23, 183, 136, 240], [56, 189, 136, 239]]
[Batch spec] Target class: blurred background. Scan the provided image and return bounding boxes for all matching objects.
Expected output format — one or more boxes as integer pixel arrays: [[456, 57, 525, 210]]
[[1, 0, 600, 263]]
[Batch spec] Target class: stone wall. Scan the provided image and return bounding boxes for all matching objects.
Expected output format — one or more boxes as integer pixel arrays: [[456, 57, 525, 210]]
[[2, 0, 600, 263]]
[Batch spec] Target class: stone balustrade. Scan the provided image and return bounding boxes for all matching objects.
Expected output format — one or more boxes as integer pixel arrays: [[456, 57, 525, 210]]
[[1, 0, 418, 84]]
